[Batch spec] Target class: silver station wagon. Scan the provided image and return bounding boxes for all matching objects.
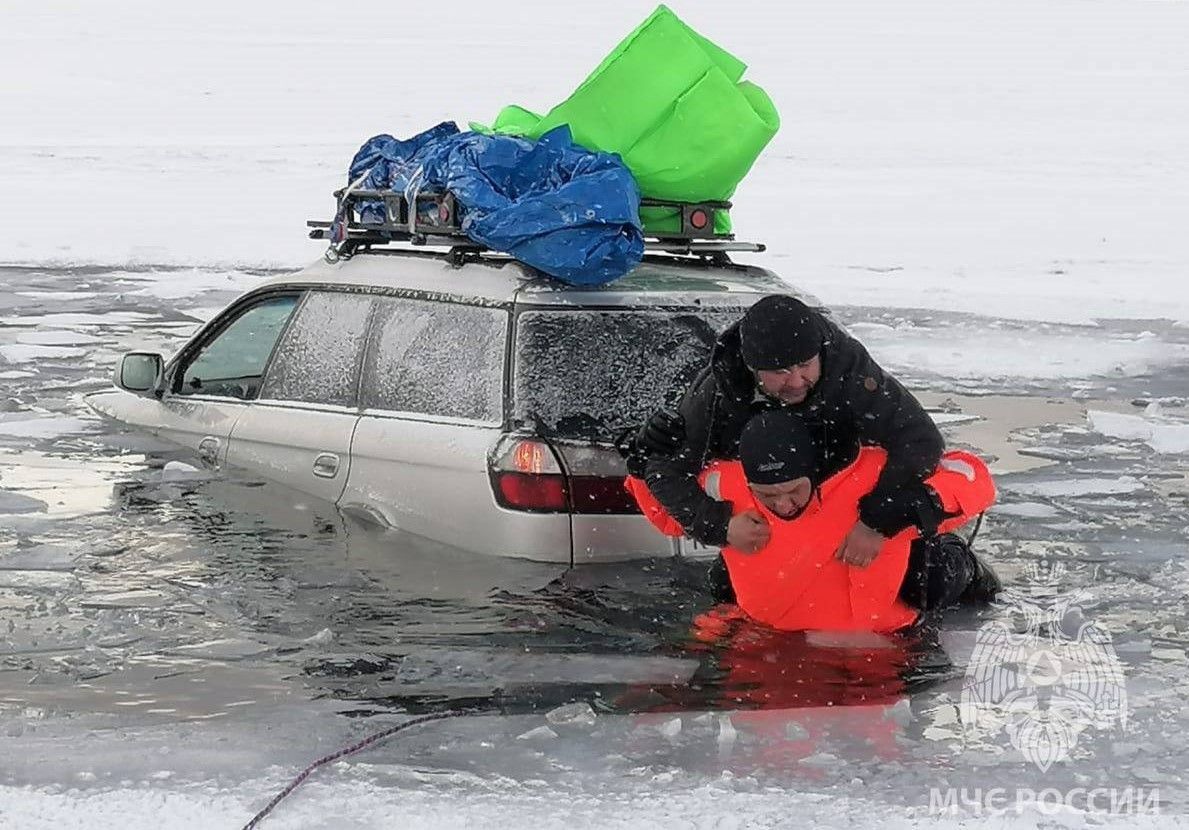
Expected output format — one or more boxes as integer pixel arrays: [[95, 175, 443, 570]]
[[87, 203, 814, 564]]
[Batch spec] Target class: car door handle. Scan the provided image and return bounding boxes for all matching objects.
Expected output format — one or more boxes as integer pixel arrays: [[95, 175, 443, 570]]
[[198, 436, 220, 470], [312, 452, 340, 479]]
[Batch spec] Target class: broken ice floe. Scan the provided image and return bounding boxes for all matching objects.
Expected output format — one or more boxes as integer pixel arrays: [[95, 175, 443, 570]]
[[1006, 476, 1144, 498], [1089, 407, 1189, 455], [0, 345, 88, 363], [992, 501, 1063, 519], [0, 416, 96, 439]]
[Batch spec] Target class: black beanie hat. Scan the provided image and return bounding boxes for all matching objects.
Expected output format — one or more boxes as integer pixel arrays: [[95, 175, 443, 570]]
[[739, 409, 819, 486], [739, 295, 822, 370]]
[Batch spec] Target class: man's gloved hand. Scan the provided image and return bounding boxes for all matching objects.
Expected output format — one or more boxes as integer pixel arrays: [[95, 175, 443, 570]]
[[617, 409, 686, 478], [859, 483, 949, 539]]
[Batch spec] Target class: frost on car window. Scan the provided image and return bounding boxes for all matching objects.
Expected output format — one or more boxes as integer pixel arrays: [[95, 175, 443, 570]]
[[261, 292, 374, 406], [361, 297, 507, 422], [513, 309, 741, 441]]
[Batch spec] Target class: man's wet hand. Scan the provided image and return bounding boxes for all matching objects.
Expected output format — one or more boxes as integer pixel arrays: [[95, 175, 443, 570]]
[[835, 521, 885, 568], [727, 510, 770, 553]]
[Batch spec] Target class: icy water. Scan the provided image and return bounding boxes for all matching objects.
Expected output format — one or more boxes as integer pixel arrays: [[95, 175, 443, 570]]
[[2, 266, 1189, 826]]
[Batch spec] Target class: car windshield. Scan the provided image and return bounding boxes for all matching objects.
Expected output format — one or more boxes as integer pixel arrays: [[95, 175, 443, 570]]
[[512, 307, 744, 442]]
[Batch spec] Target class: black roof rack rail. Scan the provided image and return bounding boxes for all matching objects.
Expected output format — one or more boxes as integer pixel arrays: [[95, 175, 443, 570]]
[[307, 188, 765, 262]]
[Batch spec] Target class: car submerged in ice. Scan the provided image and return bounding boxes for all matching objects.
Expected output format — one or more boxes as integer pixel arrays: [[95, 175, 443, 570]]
[[87, 250, 816, 564]]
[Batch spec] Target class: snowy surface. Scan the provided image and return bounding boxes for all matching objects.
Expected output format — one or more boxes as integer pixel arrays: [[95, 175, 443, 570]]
[[3, 1, 1189, 829], [3, 0, 1188, 326], [850, 321, 1189, 383], [0, 781, 1180, 830]]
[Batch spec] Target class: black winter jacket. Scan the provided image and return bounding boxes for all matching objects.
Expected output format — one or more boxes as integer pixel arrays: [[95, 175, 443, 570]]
[[643, 313, 944, 546]]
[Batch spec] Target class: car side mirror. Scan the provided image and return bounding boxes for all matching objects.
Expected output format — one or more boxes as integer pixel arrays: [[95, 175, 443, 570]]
[[116, 352, 164, 395]]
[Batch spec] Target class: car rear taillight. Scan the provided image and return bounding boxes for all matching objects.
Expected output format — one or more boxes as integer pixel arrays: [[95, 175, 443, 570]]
[[568, 474, 640, 514], [555, 442, 640, 515], [489, 435, 640, 515], [489, 435, 569, 512]]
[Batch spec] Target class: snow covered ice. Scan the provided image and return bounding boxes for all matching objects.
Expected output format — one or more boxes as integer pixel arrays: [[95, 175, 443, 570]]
[[3, 0, 1189, 828]]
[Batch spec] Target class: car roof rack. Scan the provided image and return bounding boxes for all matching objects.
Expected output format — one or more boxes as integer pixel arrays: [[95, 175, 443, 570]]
[[307, 189, 766, 264]]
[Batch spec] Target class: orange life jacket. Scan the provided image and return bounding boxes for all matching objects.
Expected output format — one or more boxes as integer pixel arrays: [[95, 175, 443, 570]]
[[626, 448, 996, 633]]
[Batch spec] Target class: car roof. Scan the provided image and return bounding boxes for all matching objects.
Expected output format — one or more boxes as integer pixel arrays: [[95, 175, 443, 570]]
[[255, 249, 819, 310]]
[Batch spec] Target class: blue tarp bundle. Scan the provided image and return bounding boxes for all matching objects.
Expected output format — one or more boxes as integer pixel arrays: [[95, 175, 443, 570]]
[[345, 122, 645, 286]]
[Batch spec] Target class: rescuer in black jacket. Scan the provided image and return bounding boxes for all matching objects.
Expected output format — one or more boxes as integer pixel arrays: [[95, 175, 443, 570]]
[[640, 295, 946, 566]]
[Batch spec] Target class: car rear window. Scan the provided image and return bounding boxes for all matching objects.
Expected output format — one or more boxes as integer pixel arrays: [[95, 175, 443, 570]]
[[512, 308, 742, 442]]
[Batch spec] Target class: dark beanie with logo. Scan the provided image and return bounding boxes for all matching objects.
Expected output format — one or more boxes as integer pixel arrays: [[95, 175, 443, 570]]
[[739, 409, 819, 486], [739, 295, 822, 370]]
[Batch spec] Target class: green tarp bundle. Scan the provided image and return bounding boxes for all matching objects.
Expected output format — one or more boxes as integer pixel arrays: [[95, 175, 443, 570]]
[[475, 5, 780, 234]]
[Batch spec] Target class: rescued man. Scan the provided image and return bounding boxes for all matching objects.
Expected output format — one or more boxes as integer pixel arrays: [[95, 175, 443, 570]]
[[627, 409, 1000, 632]]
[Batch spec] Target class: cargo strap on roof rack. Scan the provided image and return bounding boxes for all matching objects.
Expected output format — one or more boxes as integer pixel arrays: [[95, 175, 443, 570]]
[[309, 189, 764, 263]]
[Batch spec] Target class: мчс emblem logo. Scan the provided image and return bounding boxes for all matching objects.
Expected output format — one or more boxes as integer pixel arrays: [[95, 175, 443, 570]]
[[959, 564, 1128, 772]]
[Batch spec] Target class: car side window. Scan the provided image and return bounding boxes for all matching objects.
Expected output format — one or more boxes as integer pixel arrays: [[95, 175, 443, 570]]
[[177, 294, 300, 400], [361, 296, 507, 422], [259, 291, 375, 407]]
